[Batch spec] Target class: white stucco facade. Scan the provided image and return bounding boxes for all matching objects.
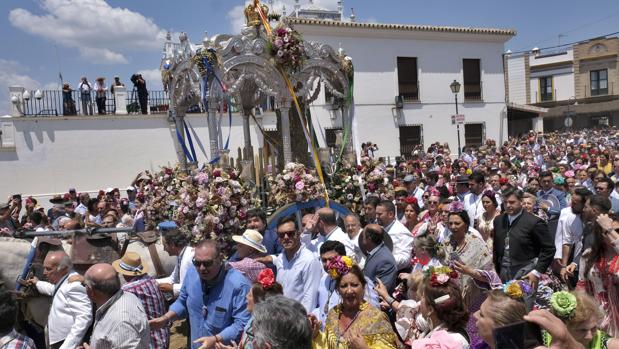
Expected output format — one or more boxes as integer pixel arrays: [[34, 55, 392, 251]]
[[293, 21, 513, 158]]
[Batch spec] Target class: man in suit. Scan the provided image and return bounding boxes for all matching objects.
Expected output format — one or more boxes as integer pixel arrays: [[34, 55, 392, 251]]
[[375, 200, 414, 271], [493, 187, 555, 290], [359, 224, 397, 292], [27, 251, 92, 349]]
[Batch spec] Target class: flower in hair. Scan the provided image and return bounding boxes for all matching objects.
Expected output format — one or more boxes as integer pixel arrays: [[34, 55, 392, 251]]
[[425, 266, 458, 286], [257, 268, 275, 289], [405, 196, 418, 205], [449, 201, 464, 213], [326, 255, 353, 279], [550, 291, 577, 319], [502, 280, 533, 300], [499, 177, 509, 185]]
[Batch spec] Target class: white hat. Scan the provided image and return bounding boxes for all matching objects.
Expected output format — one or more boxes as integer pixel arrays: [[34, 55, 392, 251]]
[[105, 187, 114, 194], [232, 229, 267, 254]]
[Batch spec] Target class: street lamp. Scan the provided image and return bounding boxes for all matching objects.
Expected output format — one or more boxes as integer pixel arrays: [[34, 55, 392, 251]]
[[450, 79, 462, 157]]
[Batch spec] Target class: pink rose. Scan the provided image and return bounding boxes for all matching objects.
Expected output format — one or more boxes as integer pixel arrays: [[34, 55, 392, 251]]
[[295, 181, 305, 190], [436, 274, 450, 285]]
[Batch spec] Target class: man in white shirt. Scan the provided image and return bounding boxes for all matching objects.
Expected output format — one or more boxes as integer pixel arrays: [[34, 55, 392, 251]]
[[375, 200, 414, 271], [78, 76, 92, 115], [156, 222, 194, 299], [464, 172, 486, 227], [344, 214, 365, 268], [26, 251, 92, 349], [302, 208, 356, 259], [558, 188, 591, 284], [273, 216, 322, 312], [74, 193, 90, 216]]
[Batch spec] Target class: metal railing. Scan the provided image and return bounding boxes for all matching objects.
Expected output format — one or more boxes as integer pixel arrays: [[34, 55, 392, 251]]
[[17, 89, 176, 116], [464, 81, 483, 101]]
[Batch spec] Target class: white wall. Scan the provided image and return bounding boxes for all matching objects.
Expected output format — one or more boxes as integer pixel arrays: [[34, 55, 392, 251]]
[[507, 55, 527, 104], [298, 28, 510, 156], [0, 114, 275, 198]]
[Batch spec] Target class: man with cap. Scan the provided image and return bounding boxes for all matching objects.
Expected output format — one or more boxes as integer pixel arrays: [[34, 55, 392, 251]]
[[229, 229, 272, 281], [455, 175, 470, 202], [156, 221, 195, 298], [403, 173, 424, 208], [113, 252, 169, 349], [126, 186, 137, 211]]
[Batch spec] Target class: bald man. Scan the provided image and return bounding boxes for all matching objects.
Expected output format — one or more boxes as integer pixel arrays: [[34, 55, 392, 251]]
[[27, 251, 92, 349], [302, 208, 356, 259], [82, 263, 149, 349]]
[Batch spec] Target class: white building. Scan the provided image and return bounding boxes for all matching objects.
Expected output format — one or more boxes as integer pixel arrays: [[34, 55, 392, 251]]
[[289, 16, 515, 157]]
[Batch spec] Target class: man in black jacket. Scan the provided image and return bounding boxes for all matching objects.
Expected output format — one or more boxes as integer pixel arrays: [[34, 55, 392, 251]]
[[493, 187, 555, 289]]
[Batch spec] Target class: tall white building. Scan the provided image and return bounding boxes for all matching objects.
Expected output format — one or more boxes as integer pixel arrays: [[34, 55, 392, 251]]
[[289, 16, 515, 157]]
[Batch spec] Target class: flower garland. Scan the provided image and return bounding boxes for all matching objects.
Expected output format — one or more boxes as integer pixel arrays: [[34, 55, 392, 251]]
[[139, 164, 255, 251], [326, 255, 353, 279], [266, 162, 325, 208], [549, 291, 577, 319], [269, 23, 305, 74], [502, 280, 533, 300]]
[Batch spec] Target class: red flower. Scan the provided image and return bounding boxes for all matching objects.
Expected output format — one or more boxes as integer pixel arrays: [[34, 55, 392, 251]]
[[213, 169, 221, 177], [429, 273, 440, 287], [405, 196, 418, 205], [258, 269, 275, 289], [449, 271, 459, 279], [499, 177, 509, 185]]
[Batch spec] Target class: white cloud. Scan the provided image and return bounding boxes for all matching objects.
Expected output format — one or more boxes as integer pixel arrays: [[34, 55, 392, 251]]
[[79, 47, 128, 65], [0, 59, 55, 115], [227, 0, 340, 33], [9, 0, 167, 65]]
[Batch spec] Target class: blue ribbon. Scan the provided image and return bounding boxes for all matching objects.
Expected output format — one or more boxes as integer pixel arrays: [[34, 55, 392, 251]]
[[183, 119, 197, 162], [185, 119, 208, 159], [175, 121, 194, 163]]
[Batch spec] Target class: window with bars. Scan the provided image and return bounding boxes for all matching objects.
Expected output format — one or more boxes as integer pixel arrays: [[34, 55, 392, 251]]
[[590, 69, 608, 96], [397, 57, 419, 101], [463, 59, 482, 101], [539, 76, 553, 102], [399, 125, 422, 157], [464, 123, 485, 146]]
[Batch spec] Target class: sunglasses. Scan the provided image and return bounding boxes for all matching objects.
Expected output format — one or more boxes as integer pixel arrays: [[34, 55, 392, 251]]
[[277, 230, 296, 239], [192, 258, 215, 268]]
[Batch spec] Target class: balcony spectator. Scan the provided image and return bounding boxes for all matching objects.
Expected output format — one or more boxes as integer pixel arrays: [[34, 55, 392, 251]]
[[110, 76, 125, 94], [94, 77, 107, 115], [131, 74, 148, 115], [78, 76, 93, 115], [62, 83, 77, 116]]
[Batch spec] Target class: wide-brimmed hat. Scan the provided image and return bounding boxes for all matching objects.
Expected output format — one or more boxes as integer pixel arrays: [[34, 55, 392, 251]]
[[232, 229, 267, 254], [49, 194, 70, 204], [112, 252, 148, 276]]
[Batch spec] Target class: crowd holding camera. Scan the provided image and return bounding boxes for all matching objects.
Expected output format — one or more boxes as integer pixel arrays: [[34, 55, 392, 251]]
[[59, 74, 148, 116], [2, 127, 619, 349]]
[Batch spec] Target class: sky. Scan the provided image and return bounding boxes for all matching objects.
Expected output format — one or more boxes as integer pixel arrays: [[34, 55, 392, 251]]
[[1, 0, 618, 114]]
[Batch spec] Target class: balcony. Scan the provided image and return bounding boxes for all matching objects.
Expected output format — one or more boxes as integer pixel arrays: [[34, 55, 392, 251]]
[[398, 81, 420, 102], [463, 82, 483, 101]]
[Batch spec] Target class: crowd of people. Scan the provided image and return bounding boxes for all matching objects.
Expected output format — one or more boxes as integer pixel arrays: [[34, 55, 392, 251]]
[[59, 74, 149, 116], [1, 127, 619, 349]]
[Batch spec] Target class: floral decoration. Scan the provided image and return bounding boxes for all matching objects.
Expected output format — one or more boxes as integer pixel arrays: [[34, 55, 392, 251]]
[[257, 268, 275, 289], [502, 280, 533, 300], [425, 266, 459, 287], [326, 255, 353, 279], [269, 23, 305, 74], [550, 291, 577, 319], [265, 162, 325, 208], [139, 164, 255, 252]]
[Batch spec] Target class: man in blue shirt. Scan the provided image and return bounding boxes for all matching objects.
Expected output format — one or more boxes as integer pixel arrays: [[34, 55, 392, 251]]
[[245, 208, 282, 255], [149, 240, 250, 349], [537, 170, 567, 219]]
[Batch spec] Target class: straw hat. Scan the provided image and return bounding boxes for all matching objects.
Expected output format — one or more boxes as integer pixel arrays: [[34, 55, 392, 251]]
[[232, 229, 267, 254], [112, 252, 148, 276]]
